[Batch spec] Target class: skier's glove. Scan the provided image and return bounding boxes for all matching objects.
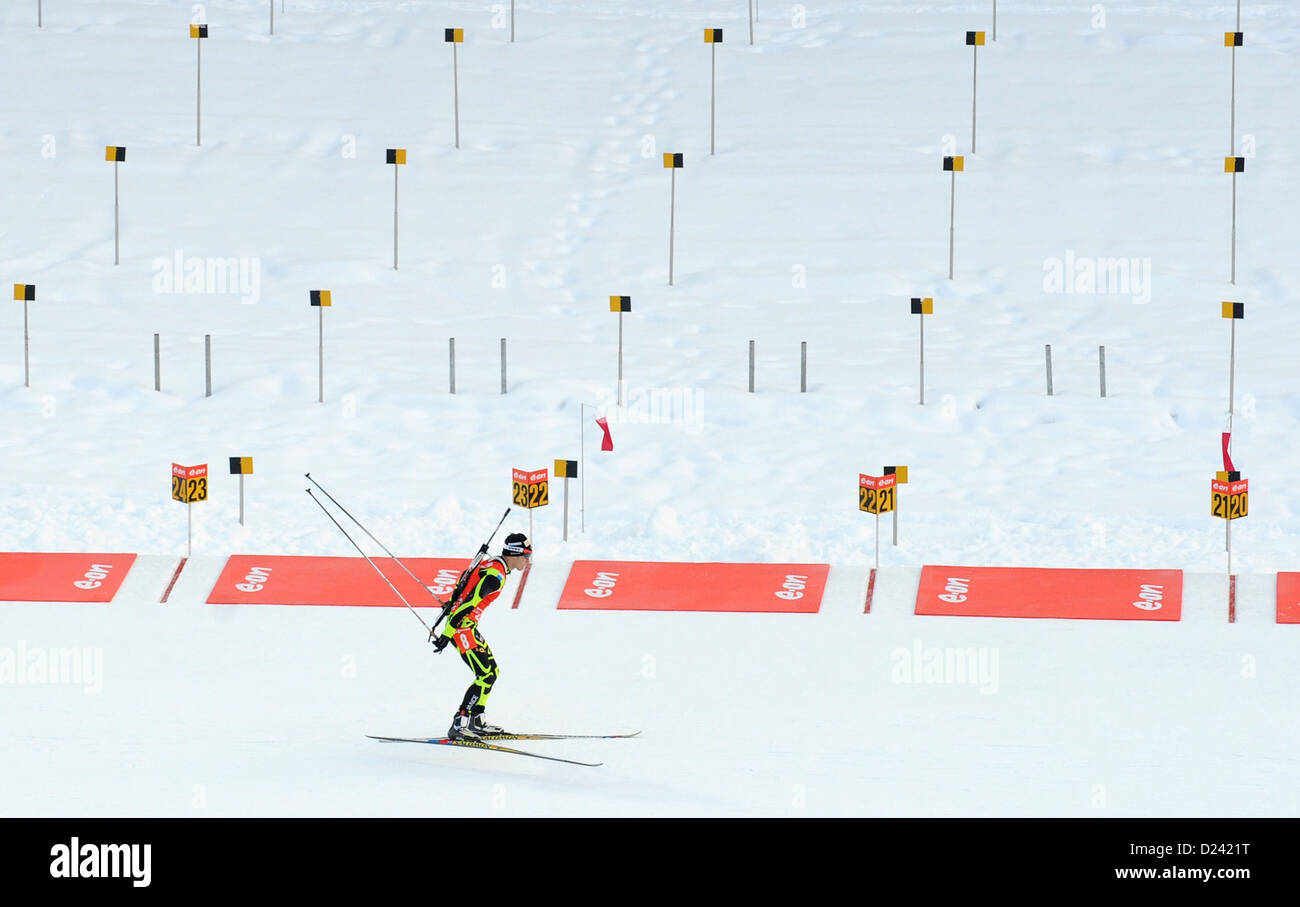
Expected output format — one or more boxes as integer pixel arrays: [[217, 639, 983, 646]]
[[431, 633, 450, 654]]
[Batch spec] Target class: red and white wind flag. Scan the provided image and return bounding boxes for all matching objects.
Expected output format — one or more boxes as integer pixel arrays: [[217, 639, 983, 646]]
[[596, 417, 614, 451]]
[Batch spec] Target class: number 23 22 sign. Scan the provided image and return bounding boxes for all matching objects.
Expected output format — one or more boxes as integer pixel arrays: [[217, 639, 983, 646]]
[[859, 474, 896, 514], [512, 468, 549, 509], [172, 463, 208, 503]]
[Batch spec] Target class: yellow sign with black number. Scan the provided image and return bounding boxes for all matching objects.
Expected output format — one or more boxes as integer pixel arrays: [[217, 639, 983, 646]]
[[512, 468, 549, 510], [1211, 477, 1248, 521], [859, 474, 897, 515], [172, 463, 209, 504]]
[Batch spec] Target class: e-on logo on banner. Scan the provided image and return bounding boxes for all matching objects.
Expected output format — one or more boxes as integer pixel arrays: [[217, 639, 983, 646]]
[[171, 463, 208, 503], [511, 468, 549, 509]]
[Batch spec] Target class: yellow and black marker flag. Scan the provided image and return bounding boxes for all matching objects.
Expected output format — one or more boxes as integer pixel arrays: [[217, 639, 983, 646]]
[[1224, 156, 1245, 172], [1222, 302, 1244, 319], [13, 284, 35, 302], [445, 28, 464, 43], [105, 146, 126, 162], [1225, 31, 1244, 46], [190, 24, 208, 38], [386, 148, 407, 165], [944, 156, 964, 172], [229, 457, 253, 475], [705, 28, 723, 43], [1216, 470, 1242, 482], [310, 290, 332, 307], [910, 297, 933, 315], [663, 152, 684, 168], [966, 31, 986, 46], [609, 295, 631, 313], [884, 465, 909, 484], [554, 459, 578, 479]]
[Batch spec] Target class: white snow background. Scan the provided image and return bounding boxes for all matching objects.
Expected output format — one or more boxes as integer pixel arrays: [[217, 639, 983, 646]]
[[1, 0, 1298, 816]]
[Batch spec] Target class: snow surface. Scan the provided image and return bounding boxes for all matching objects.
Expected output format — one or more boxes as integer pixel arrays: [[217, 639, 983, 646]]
[[2, 1, 1298, 816]]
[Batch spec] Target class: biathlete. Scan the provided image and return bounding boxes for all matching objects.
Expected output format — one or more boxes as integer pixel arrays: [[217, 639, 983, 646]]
[[431, 532, 531, 739]]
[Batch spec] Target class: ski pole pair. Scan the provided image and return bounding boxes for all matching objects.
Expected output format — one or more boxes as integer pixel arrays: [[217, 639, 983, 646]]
[[304, 473, 510, 637]]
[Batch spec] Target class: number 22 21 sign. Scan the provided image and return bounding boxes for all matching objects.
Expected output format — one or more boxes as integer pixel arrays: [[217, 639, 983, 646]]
[[859, 474, 896, 514], [172, 463, 208, 503], [512, 468, 549, 509]]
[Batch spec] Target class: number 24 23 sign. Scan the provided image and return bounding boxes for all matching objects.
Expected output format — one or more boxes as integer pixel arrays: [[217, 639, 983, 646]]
[[172, 463, 208, 503], [859, 474, 896, 514], [512, 468, 549, 509]]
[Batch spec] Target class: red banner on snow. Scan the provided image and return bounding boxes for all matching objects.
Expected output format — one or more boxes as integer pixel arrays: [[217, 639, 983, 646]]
[[557, 560, 829, 613], [0, 553, 137, 603], [915, 565, 1183, 621], [1277, 573, 1300, 624], [206, 555, 467, 606]]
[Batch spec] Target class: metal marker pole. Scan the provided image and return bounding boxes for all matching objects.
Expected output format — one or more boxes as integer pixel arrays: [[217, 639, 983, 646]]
[[993, 0, 997, 41], [668, 168, 676, 285], [114, 161, 120, 265], [1045, 344, 1053, 395], [205, 334, 212, 397], [449, 337, 456, 394], [1099, 345, 1106, 397], [617, 311, 624, 405], [1229, 319, 1236, 418], [39, 0, 42, 28], [581, 405, 586, 532], [748, 340, 755, 393], [563, 476, 570, 542], [875, 511, 880, 571], [1230, 40, 1236, 153], [271, 0, 274, 36], [187, 501, 192, 558], [318, 305, 324, 403], [196, 35, 202, 147], [893, 493, 899, 546], [948, 169, 956, 279], [800, 341, 807, 392], [1230, 170, 1237, 284], [711, 42, 716, 156], [511, 1, 515, 43], [749, 0, 755, 46], [23, 299, 30, 388], [239, 473, 245, 526], [453, 42, 460, 149], [393, 162, 399, 270], [919, 313, 925, 405], [154, 333, 161, 391], [500, 337, 507, 393], [971, 42, 978, 154]]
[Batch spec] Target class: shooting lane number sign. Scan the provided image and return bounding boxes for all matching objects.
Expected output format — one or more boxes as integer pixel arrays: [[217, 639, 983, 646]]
[[1211, 472, 1248, 521], [172, 463, 208, 503], [859, 473, 897, 515], [512, 468, 549, 509]]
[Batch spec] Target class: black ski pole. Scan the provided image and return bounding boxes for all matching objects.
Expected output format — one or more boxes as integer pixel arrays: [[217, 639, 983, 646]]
[[306, 488, 430, 632], [305, 472, 443, 600]]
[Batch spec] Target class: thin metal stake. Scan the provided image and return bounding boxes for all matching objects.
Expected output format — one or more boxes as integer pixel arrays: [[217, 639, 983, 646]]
[[668, 168, 677, 285], [114, 161, 120, 265]]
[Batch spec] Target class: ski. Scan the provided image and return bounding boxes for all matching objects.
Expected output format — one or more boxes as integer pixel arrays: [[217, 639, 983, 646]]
[[367, 735, 603, 767], [476, 731, 640, 741]]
